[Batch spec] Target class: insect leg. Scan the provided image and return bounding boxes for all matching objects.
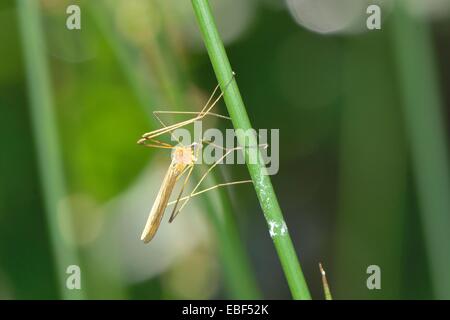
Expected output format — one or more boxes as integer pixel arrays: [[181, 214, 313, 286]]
[[168, 146, 240, 221], [168, 164, 195, 223], [167, 179, 253, 206]]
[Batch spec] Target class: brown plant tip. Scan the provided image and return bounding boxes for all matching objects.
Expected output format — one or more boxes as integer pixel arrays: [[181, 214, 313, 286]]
[[319, 262, 326, 276]]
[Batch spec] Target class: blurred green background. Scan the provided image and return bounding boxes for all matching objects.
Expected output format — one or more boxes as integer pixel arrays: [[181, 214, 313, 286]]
[[0, 0, 449, 299]]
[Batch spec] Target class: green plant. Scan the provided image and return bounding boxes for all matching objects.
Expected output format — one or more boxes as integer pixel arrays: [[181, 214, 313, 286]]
[[191, 0, 311, 299], [17, 0, 84, 299], [391, 1, 450, 299]]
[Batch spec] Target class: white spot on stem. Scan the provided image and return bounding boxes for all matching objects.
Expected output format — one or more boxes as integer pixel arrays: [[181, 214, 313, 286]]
[[268, 220, 278, 238], [280, 221, 288, 235], [268, 219, 288, 238]]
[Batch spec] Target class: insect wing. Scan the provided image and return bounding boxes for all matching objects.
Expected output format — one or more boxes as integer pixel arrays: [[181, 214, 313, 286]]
[[141, 163, 180, 243]]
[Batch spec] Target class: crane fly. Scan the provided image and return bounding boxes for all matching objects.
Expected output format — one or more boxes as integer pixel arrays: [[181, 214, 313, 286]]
[[138, 72, 255, 243]]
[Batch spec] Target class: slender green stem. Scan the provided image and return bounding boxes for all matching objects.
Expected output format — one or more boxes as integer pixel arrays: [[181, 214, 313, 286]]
[[391, 1, 450, 299], [191, 0, 311, 299], [16, 0, 84, 299]]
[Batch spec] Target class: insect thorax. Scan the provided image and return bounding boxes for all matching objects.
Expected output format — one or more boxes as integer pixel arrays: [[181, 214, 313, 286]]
[[171, 146, 195, 165]]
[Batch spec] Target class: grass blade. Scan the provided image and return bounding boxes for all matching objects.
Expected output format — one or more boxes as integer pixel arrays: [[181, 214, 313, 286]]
[[16, 0, 84, 299], [191, 0, 311, 299], [391, 2, 450, 299]]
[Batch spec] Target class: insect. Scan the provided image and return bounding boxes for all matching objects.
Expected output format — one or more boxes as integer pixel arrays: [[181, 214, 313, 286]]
[[138, 73, 257, 243]]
